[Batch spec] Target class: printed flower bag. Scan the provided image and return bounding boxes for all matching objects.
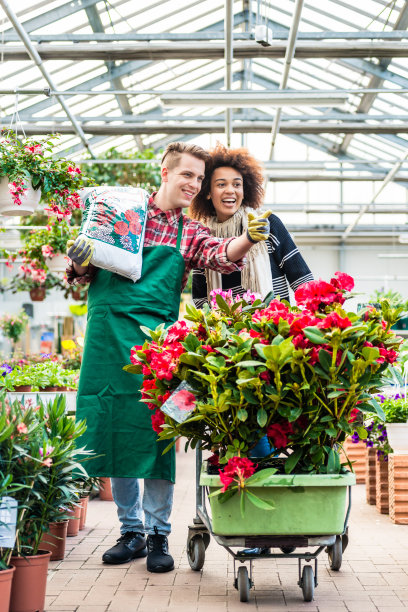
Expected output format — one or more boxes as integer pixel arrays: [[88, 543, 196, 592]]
[[79, 186, 148, 282]]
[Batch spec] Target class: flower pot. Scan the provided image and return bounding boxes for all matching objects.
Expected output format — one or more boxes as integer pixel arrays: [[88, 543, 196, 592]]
[[200, 466, 355, 536], [79, 496, 88, 530], [0, 566, 15, 612], [71, 289, 87, 301], [29, 287, 46, 302], [38, 386, 61, 392], [376, 456, 389, 514], [365, 447, 377, 505], [99, 477, 113, 501], [12, 385, 32, 392], [45, 253, 67, 274], [66, 504, 82, 536], [0, 176, 41, 217], [9, 550, 51, 612], [39, 520, 68, 561], [385, 422, 408, 455]]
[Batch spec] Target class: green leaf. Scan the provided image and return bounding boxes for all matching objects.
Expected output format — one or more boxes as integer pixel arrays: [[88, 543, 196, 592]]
[[241, 388, 258, 404], [284, 449, 302, 473], [257, 408, 267, 427], [303, 326, 326, 344], [246, 489, 276, 511], [368, 396, 385, 421], [327, 448, 340, 474], [207, 355, 226, 369], [122, 364, 142, 374], [318, 349, 332, 372], [245, 468, 277, 485], [237, 408, 248, 421], [356, 426, 368, 440], [216, 294, 231, 314], [238, 360, 265, 368], [240, 489, 246, 518]]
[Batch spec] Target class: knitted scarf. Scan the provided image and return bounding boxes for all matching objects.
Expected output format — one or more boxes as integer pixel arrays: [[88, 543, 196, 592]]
[[204, 207, 273, 300]]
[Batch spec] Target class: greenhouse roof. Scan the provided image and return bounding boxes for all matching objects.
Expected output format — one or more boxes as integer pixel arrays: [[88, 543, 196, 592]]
[[0, 0, 408, 181]]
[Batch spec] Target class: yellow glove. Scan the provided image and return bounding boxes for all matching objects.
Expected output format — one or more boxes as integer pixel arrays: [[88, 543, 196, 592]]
[[67, 236, 94, 267], [247, 210, 272, 243]]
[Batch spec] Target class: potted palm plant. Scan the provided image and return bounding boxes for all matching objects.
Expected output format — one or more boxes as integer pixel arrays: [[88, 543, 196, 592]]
[[0, 129, 91, 217]]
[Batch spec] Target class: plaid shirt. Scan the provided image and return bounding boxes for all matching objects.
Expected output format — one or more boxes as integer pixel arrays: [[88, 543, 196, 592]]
[[67, 193, 244, 290]]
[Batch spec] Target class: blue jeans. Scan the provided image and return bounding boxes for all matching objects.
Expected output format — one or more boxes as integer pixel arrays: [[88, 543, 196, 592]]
[[111, 477, 174, 536]]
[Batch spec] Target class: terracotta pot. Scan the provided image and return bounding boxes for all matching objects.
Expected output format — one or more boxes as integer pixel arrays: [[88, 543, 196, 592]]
[[66, 504, 81, 536], [365, 446, 377, 505], [0, 176, 41, 217], [0, 566, 15, 612], [39, 520, 68, 561], [9, 550, 51, 612], [29, 287, 46, 302], [38, 386, 61, 392], [72, 289, 87, 301], [79, 496, 88, 530], [99, 477, 113, 501], [376, 456, 389, 514], [13, 385, 32, 392]]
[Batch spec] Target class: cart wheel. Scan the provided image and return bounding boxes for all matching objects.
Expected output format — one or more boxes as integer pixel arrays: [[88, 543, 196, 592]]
[[301, 565, 314, 602], [328, 535, 342, 571], [280, 546, 296, 554], [237, 565, 250, 602], [187, 536, 205, 571]]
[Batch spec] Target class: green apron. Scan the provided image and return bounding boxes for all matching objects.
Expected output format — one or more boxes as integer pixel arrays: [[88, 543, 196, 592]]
[[76, 217, 185, 482]]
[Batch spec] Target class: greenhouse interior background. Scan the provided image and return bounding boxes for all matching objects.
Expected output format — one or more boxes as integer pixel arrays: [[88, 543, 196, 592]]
[[1, 1, 408, 611]]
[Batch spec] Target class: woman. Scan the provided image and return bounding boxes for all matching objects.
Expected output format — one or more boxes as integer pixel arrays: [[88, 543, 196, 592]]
[[190, 143, 313, 311], [191, 144, 313, 555]]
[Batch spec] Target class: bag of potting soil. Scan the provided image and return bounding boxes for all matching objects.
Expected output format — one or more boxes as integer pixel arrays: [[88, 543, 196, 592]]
[[78, 186, 149, 282]]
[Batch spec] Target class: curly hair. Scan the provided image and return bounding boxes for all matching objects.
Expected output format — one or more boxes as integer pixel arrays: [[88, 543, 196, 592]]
[[190, 143, 265, 222]]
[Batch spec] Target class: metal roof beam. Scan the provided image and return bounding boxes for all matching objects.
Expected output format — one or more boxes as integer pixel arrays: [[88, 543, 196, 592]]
[[3, 41, 408, 61], [2, 0, 100, 34]]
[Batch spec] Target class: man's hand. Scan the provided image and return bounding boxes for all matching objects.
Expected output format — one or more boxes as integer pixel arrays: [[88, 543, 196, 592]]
[[247, 210, 272, 243], [67, 236, 94, 267]]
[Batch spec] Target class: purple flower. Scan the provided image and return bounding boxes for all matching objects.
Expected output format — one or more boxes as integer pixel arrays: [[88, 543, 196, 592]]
[[366, 440, 374, 447], [1, 363, 13, 376], [351, 432, 360, 443], [377, 394, 385, 403]]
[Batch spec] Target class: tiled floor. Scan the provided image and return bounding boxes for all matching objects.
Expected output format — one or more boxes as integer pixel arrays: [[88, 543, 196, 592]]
[[46, 449, 408, 611]]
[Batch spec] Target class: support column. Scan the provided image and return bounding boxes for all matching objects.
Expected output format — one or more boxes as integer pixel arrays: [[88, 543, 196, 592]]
[[375, 457, 389, 514], [366, 447, 377, 505]]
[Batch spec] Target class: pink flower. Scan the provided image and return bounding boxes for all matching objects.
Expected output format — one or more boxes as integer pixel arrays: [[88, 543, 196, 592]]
[[172, 389, 196, 411], [114, 221, 129, 236], [219, 456, 256, 492], [294, 279, 344, 312], [17, 423, 28, 434], [165, 321, 190, 344], [41, 245, 54, 258], [330, 271, 354, 292], [318, 312, 352, 329]]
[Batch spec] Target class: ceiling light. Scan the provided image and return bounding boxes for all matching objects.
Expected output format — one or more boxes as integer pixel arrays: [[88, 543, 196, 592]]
[[160, 91, 349, 108]]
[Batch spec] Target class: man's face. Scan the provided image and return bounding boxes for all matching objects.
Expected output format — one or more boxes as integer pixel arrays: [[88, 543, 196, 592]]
[[162, 153, 205, 209]]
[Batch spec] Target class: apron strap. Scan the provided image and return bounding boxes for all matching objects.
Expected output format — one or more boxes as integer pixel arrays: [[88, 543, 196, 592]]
[[176, 215, 183, 251]]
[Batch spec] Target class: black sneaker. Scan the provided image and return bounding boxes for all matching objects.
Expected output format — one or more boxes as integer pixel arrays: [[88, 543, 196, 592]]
[[102, 531, 147, 564], [146, 526, 174, 573]]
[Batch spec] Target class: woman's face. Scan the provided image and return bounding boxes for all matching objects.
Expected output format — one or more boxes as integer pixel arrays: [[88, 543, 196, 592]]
[[209, 166, 244, 222]]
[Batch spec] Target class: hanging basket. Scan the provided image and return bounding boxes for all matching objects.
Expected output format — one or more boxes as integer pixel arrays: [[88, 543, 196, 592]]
[[29, 287, 46, 302], [0, 176, 41, 217], [45, 253, 67, 274], [386, 422, 408, 455]]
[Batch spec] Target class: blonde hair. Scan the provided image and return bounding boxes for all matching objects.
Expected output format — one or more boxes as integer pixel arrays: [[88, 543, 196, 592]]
[[161, 142, 210, 170]]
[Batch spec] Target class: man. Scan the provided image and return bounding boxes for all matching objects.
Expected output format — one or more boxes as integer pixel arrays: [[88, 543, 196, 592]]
[[68, 142, 270, 573]]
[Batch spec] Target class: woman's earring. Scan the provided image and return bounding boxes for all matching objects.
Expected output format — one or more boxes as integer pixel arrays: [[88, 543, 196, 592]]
[[206, 194, 211, 199]]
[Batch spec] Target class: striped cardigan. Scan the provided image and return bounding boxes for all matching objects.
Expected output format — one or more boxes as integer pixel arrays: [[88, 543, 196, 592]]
[[192, 213, 313, 307]]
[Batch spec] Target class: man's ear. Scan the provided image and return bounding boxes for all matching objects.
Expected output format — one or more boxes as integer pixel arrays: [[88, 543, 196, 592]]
[[161, 166, 168, 182]]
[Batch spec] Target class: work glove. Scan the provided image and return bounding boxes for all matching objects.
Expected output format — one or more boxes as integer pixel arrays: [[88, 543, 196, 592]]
[[246, 210, 272, 243], [67, 236, 94, 267]]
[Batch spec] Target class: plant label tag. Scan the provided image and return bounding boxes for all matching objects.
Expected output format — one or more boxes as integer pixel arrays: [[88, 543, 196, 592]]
[[160, 381, 197, 423], [0, 496, 18, 548]]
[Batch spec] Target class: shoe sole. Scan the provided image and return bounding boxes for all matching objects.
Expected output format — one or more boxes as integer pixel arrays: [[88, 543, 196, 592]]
[[102, 546, 148, 564], [146, 562, 175, 573]]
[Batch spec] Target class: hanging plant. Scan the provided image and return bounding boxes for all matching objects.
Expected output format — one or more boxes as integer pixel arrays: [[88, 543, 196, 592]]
[[0, 129, 93, 217]]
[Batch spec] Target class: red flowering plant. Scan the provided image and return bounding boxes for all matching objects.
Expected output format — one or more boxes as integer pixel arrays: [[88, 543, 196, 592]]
[[0, 129, 92, 218], [125, 273, 402, 486]]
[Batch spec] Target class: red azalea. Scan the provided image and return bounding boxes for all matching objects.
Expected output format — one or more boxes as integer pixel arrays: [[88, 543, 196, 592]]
[[208, 453, 220, 466], [158, 391, 171, 405], [294, 280, 340, 312], [142, 378, 157, 391], [114, 221, 129, 236], [130, 345, 143, 364], [330, 271, 354, 292], [196, 324, 208, 340], [318, 312, 352, 329], [219, 471, 234, 493], [165, 320, 190, 344], [142, 365, 152, 376], [259, 370, 272, 383], [172, 389, 196, 411], [201, 345, 216, 352], [223, 456, 256, 479], [348, 408, 360, 423], [266, 422, 293, 448], [151, 409, 165, 434], [290, 313, 320, 335], [253, 299, 291, 325]]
